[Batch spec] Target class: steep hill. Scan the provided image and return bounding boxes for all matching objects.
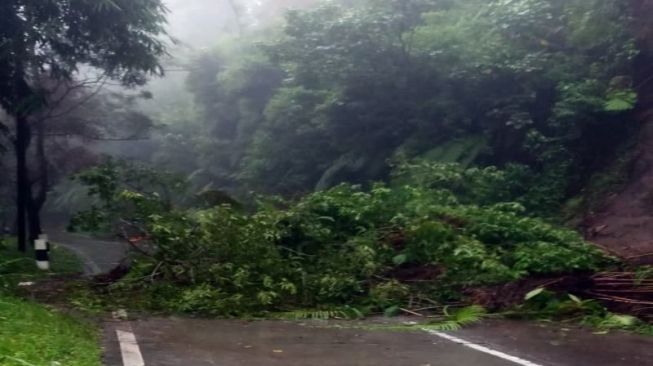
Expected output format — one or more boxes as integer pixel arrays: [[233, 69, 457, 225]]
[[585, 0, 653, 262]]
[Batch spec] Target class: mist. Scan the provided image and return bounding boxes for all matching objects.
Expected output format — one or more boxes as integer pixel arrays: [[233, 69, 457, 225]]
[[4, 1, 653, 363]]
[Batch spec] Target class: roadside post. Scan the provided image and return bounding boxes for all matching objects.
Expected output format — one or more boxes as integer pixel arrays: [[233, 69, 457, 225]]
[[35, 238, 50, 270], [39, 233, 50, 251]]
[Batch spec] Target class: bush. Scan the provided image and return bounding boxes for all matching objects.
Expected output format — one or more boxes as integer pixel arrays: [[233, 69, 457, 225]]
[[75, 161, 610, 316]]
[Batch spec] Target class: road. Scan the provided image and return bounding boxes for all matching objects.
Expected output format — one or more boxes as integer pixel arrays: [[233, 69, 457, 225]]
[[99, 317, 653, 366], [46, 227, 127, 275], [50, 228, 653, 366]]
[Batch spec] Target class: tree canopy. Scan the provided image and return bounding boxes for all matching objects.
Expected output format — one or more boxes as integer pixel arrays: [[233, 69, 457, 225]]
[[0, 0, 169, 251], [148, 0, 639, 214]]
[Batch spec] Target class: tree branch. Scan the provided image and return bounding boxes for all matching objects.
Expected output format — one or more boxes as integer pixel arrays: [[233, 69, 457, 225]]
[[44, 132, 149, 141]]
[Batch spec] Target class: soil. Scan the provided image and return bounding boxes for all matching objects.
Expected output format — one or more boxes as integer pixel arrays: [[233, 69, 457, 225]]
[[583, 118, 653, 264], [583, 13, 653, 263]]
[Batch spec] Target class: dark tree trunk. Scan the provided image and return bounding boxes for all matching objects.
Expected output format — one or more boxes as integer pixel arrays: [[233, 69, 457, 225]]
[[14, 114, 30, 252], [5, 2, 36, 253], [27, 193, 42, 243], [27, 119, 47, 242]]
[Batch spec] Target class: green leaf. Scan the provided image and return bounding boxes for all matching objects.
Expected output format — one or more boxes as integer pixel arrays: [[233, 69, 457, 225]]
[[525, 287, 545, 301], [601, 314, 638, 328], [422, 320, 462, 331], [604, 90, 637, 112], [392, 254, 409, 266], [451, 305, 486, 325], [568, 293, 582, 304], [384, 305, 400, 317]]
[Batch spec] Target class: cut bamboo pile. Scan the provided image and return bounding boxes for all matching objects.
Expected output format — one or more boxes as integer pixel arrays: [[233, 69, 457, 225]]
[[589, 272, 653, 320]]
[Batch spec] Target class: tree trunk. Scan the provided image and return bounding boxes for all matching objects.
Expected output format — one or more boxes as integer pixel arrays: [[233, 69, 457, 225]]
[[27, 192, 42, 243], [27, 119, 47, 242], [14, 114, 30, 252]]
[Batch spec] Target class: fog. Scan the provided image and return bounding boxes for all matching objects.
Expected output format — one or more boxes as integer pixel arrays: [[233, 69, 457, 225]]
[[163, 0, 319, 48], [3, 3, 653, 359], [164, 0, 239, 48]]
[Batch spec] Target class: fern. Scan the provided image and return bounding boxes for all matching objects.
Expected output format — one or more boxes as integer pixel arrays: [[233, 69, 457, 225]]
[[423, 305, 486, 331], [422, 320, 465, 332], [450, 305, 486, 325], [275, 307, 364, 320]]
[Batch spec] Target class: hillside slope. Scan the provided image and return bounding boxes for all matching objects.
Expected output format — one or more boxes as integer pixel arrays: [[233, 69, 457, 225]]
[[584, 0, 653, 262]]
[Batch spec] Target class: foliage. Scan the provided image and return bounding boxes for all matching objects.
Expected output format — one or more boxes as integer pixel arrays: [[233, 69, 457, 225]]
[[518, 287, 653, 335], [422, 305, 487, 332], [74, 160, 608, 316], [0, 0, 167, 105], [144, 0, 642, 210], [274, 306, 364, 320], [68, 159, 188, 233], [605, 89, 638, 112], [1, 0, 170, 252]]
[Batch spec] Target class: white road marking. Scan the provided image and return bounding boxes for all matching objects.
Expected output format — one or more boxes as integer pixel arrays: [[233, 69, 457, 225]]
[[425, 330, 544, 366], [117, 328, 145, 366], [114, 310, 145, 366]]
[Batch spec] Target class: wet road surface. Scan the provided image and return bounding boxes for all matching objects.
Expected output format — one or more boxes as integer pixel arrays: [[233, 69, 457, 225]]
[[103, 318, 515, 366], [46, 228, 127, 275], [456, 320, 653, 366], [100, 317, 653, 366]]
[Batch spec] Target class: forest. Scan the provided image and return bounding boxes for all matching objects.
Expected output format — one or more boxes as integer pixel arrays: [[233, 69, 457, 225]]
[[3, 0, 653, 331]]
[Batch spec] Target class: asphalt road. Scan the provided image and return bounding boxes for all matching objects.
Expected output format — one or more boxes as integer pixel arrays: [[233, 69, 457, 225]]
[[100, 317, 653, 366], [46, 227, 127, 275], [50, 228, 653, 366]]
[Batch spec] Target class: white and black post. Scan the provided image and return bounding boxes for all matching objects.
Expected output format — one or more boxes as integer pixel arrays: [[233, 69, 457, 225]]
[[39, 233, 50, 251], [35, 238, 50, 270]]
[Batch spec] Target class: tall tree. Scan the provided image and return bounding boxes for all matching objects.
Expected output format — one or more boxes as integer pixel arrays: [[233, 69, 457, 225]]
[[0, 0, 168, 252]]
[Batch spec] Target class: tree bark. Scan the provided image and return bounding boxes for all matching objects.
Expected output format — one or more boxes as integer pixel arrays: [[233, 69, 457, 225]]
[[14, 114, 30, 252], [27, 119, 47, 242]]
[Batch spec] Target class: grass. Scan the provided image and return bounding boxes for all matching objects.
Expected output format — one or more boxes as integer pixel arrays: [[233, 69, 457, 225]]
[[1, 238, 82, 290], [0, 237, 102, 366], [0, 296, 101, 366]]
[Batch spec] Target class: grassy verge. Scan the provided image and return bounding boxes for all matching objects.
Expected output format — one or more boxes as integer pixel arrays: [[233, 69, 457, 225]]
[[0, 238, 102, 366], [0, 296, 101, 366], [1, 238, 82, 290]]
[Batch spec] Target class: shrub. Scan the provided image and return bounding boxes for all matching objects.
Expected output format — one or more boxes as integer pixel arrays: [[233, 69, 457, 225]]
[[74, 161, 610, 316]]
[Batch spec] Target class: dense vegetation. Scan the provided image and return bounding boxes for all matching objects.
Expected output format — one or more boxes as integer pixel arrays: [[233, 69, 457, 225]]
[[3, 0, 652, 322], [71, 160, 608, 316], [150, 0, 639, 215], [58, 0, 653, 318]]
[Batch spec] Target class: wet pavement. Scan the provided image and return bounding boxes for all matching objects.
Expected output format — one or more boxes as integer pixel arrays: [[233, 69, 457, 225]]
[[46, 228, 127, 275], [101, 317, 653, 366], [103, 318, 512, 366], [456, 320, 653, 366]]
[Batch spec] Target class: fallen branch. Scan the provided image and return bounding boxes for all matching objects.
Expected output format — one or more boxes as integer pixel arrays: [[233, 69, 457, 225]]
[[400, 308, 425, 317]]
